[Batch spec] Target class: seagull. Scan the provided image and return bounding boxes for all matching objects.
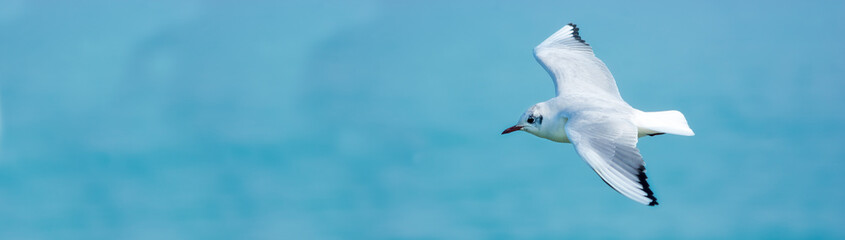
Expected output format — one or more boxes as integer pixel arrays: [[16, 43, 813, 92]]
[[502, 23, 694, 206]]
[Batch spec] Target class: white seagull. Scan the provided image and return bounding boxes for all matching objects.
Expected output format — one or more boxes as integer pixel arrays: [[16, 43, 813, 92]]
[[502, 23, 694, 206]]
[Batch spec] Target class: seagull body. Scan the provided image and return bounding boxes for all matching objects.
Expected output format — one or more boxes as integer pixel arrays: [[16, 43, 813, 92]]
[[502, 24, 694, 206]]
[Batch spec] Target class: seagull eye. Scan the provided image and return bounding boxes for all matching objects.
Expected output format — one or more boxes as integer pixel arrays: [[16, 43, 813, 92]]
[[527, 117, 535, 124]]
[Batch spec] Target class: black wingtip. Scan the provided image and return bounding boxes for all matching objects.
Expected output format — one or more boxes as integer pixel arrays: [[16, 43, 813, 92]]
[[566, 23, 588, 45], [638, 166, 659, 206]]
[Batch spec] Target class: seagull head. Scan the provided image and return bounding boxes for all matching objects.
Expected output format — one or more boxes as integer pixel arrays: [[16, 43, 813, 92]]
[[502, 103, 546, 135]]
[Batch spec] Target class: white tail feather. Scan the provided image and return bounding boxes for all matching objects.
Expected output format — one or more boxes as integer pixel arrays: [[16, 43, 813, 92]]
[[633, 110, 695, 137]]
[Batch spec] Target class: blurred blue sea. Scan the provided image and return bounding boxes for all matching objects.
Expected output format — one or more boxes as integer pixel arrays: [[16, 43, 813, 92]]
[[1, 0, 844, 239]]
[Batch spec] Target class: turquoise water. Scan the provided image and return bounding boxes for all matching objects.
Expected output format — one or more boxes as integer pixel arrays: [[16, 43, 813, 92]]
[[1, 1, 844, 239]]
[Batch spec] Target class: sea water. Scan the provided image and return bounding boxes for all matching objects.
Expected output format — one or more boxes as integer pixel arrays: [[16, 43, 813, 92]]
[[0, 1, 843, 239]]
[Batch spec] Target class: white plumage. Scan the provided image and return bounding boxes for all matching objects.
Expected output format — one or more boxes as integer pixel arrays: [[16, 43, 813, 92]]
[[502, 23, 694, 206]]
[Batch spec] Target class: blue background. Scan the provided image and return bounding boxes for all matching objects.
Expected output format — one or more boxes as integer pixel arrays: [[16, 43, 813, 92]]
[[1, 0, 844, 239]]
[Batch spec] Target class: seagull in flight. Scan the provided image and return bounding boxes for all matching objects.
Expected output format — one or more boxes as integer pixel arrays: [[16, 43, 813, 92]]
[[502, 23, 694, 206]]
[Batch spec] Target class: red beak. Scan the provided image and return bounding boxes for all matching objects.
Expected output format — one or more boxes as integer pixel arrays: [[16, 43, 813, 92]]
[[501, 125, 523, 134]]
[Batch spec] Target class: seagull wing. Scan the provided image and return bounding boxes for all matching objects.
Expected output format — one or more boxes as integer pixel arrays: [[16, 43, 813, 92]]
[[564, 112, 658, 206], [534, 23, 622, 100]]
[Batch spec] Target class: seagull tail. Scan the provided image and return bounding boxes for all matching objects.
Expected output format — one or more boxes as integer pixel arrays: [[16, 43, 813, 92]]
[[633, 110, 695, 137]]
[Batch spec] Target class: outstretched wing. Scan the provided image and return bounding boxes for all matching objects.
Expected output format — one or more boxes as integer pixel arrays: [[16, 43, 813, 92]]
[[565, 113, 658, 206], [534, 23, 622, 100]]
